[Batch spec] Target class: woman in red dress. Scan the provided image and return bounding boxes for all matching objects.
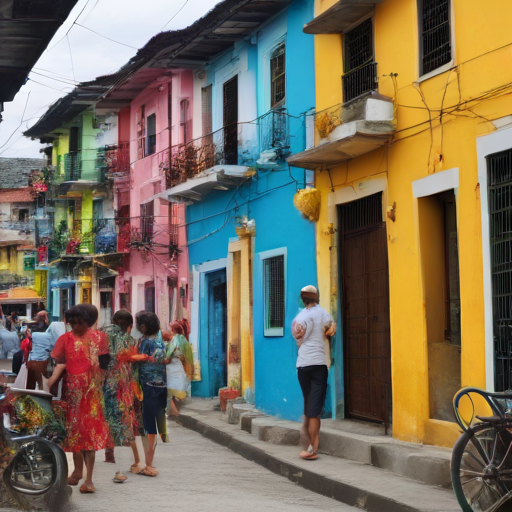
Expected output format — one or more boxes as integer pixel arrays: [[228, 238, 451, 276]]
[[49, 304, 110, 494]]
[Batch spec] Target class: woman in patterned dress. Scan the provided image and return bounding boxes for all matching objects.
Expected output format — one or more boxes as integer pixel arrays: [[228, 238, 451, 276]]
[[102, 310, 142, 472], [49, 304, 110, 494]]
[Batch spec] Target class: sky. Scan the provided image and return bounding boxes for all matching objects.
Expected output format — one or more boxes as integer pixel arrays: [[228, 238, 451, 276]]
[[0, 0, 221, 159]]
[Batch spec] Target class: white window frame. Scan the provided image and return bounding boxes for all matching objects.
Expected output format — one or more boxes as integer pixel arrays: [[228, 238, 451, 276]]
[[259, 247, 287, 337], [416, 0, 456, 83]]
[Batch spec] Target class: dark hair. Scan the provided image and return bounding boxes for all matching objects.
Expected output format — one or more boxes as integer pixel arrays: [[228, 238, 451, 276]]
[[136, 311, 160, 336], [170, 318, 190, 341], [81, 304, 99, 327], [302, 297, 318, 305], [113, 310, 133, 333], [64, 304, 93, 327], [5, 319, 12, 331]]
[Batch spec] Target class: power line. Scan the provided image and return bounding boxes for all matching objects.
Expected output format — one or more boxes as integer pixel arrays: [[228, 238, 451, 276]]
[[46, 0, 90, 52], [162, 0, 189, 30], [66, 34, 76, 84], [74, 23, 138, 50], [29, 70, 77, 86], [28, 78, 74, 93], [0, 92, 31, 152]]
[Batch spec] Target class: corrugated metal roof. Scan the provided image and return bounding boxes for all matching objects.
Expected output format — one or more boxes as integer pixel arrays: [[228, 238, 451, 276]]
[[0, 157, 45, 189]]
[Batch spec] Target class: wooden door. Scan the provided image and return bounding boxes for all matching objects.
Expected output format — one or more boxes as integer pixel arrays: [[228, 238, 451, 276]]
[[340, 193, 391, 424], [223, 76, 238, 165], [207, 269, 228, 396]]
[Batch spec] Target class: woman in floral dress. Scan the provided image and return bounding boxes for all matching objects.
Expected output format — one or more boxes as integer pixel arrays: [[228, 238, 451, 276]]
[[102, 310, 142, 473], [49, 304, 110, 494]]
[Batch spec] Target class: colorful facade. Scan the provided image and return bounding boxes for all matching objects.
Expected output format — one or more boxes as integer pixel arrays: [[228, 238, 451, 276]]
[[286, 0, 512, 446]]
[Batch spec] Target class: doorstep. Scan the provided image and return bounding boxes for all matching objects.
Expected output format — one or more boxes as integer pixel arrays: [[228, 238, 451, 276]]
[[175, 399, 459, 512]]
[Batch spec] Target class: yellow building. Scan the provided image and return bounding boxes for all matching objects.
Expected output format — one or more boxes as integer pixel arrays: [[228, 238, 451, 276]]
[[288, 0, 512, 447]]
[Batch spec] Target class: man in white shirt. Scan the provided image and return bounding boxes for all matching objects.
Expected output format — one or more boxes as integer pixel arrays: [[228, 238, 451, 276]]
[[292, 285, 336, 460]]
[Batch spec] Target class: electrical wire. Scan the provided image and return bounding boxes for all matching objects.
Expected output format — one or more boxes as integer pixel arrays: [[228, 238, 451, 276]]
[[0, 92, 31, 152], [74, 23, 138, 50], [162, 0, 189, 31], [66, 34, 77, 85], [46, 0, 90, 52], [29, 70, 77, 86]]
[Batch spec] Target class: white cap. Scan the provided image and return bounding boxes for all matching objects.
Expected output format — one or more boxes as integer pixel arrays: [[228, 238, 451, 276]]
[[301, 285, 318, 295]]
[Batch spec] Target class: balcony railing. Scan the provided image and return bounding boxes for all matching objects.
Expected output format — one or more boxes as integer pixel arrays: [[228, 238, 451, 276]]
[[0, 220, 35, 233], [0, 274, 35, 291], [342, 61, 378, 103], [64, 152, 81, 181], [100, 142, 131, 178], [52, 219, 120, 256], [164, 108, 289, 188]]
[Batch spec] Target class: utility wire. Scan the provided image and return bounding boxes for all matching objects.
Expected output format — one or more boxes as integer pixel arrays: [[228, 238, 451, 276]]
[[162, 0, 189, 30], [0, 92, 31, 152], [30, 70, 77, 86], [46, 0, 90, 52], [66, 34, 77, 85], [74, 23, 138, 50]]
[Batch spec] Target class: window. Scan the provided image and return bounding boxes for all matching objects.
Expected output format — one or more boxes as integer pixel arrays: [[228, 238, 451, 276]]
[[147, 113, 156, 156], [419, 0, 452, 76], [140, 200, 154, 244], [201, 86, 213, 137], [262, 252, 286, 336], [270, 42, 286, 108], [144, 282, 155, 313], [136, 105, 146, 159], [69, 126, 80, 153], [342, 18, 376, 103], [180, 99, 190, 144], [169, 202, 179, 260]]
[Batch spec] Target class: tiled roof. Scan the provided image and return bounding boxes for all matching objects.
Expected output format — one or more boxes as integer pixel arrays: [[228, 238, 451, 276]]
[[0, 189, 33, 203], [0, 158, 45, 189]]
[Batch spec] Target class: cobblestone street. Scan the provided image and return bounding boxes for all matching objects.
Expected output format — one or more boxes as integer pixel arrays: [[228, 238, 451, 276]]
[[67, 421, 357, 512]]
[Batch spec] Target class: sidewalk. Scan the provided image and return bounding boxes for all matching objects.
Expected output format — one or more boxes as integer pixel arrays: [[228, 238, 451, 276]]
[[174, 399, 460, 512]]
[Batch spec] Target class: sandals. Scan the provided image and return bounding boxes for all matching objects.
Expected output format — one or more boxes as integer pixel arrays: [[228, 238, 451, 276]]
[[300, 447, 318, 460], [113, 471, 127, 483], [79, 483, 96, 494], [130, 464, 143, 475], [139, 466, 158, 477], [67, 474, 82, 486]]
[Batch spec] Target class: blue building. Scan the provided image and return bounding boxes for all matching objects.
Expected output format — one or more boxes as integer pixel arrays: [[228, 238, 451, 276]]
[[160, 0, 319, 421]]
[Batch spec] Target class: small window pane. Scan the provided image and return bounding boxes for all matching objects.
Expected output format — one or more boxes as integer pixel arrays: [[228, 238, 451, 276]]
[[264, 255, 285, 334], [420, 0, 451, 75]]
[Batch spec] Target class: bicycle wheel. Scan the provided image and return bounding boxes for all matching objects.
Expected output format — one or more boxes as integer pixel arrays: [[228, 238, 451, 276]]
[[452, 423, 512, 512]]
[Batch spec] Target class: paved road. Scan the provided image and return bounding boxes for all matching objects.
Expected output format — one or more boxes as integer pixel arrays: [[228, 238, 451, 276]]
[[67, 421, 357, 512]]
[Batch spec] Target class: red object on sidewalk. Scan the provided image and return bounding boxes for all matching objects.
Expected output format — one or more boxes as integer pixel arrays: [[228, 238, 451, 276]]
[[219, 388, 240, 412]]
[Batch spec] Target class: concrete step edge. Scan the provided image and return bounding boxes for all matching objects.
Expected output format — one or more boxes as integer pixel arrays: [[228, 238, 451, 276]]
[[176, 412, 458, 512], [240, 414, 452, 488]]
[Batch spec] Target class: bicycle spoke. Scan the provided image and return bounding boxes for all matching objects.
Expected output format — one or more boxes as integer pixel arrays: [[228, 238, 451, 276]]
[[465, 449, 486, 469], [461, 470, 486, 478], [482, 491, 512, 512], [462, 477, 481, 486]]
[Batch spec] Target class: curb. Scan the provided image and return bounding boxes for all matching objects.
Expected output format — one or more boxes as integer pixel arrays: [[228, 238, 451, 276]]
[[177, 413, 424, 512]]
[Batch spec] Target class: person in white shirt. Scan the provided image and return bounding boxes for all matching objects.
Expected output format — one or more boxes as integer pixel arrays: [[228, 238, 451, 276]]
[[292, 285, 336, 460]]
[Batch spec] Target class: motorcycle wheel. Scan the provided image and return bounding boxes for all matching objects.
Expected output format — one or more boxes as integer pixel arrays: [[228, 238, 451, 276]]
[[3, 438, 71, 512]]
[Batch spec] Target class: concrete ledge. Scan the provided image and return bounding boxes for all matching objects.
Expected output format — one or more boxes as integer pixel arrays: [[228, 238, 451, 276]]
[[176, 411, 458, 512]]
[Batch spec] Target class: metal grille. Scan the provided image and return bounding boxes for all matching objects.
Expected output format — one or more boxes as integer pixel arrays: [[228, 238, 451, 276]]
[[420, 0, 451, 75], [64, 152, 81, 181], [343, 18, 376, 102], [271, 42, 286, 108], [147, 114, 156, 156], [140, 201, 154, 244], [488, 150, 512, 391], [169, 202, 179, 260], [340, 192, 383, 234], [264, 255, 285, 331]]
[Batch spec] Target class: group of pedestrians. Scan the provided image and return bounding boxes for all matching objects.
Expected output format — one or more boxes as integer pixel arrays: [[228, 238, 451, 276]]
[[18, 305, 193, 494]]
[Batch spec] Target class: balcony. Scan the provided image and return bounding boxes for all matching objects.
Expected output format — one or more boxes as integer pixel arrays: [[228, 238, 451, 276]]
[[303, 0, 385, 34], [101, 142, 131, 179], [162, 108, 289, 199], [286, 94, 396, 170], [0, 220, 35, 246], [52, 219, 121, 257], [64, 152, 81, 181]]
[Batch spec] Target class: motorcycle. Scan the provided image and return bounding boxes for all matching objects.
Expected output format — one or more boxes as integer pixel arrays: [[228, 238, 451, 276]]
[[0, 372, 70, 511]]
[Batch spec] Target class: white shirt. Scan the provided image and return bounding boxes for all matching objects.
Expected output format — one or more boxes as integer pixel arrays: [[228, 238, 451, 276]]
[[46, 322, 66, 350], [294, 304, 333, 368]]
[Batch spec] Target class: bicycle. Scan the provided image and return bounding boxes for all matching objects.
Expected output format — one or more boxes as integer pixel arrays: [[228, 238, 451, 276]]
[[452, 387, 512, 512]]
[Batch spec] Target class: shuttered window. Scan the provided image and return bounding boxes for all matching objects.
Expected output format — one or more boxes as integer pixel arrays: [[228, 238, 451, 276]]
[[147, 114, 156, 156], [140, 200, 154, 243], [419, 0, 452, 76], [137, 105, 146, 160], [202, 85, 213, 136], [271, 42, 286, 108], [263, 254, 285, 336]]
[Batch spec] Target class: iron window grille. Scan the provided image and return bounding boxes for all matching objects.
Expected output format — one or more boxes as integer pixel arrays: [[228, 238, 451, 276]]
[[180, 99, 190, 144], [263, 254, 285, 336], [140, 201, 154, 244], [419, 0, 452, 76], [146, 114, 156, 156], [342, 18, 377, 103], [271, 42, 286, 108], [137, 105, 146, 160], [340, 192, 383, 234], [487, 149, 512, 391]]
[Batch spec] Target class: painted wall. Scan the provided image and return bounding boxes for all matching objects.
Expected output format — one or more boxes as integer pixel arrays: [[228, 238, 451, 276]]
[[189, 0, 318, 421], [313, 0, 512, 446]]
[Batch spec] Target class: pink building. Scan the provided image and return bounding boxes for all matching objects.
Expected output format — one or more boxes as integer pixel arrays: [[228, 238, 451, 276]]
[[90, 62, 194, 326]]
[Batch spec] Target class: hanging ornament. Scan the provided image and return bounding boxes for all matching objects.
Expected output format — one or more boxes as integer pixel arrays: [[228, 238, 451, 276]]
[[293, 187, 321, 222]]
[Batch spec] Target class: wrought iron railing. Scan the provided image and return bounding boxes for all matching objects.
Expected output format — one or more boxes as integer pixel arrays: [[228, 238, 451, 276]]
[[64, 152, 81, 181], [164, 108, 289, 188], [56, 218, 119, 256], [100, 142, 131, 178], [0, 220, 35, 232], [342, 61, 378, 103], [0, 274, 35, 291]]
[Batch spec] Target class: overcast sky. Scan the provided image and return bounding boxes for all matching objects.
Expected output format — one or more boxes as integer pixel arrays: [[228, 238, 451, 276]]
[[0, 0, 221, 159]]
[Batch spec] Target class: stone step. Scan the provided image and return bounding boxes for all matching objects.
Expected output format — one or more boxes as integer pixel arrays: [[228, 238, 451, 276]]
[[240, 412, 452, 488], [176, 408, 459, 512]]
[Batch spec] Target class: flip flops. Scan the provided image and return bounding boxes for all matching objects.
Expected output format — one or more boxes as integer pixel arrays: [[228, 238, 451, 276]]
[[130, 464, 143, 474], [139, 466, 158, 477], [79, 483, 96, 494], [299, 447, 318, 460], [67, 474, 82, 486], [113, 471, 127, 483]]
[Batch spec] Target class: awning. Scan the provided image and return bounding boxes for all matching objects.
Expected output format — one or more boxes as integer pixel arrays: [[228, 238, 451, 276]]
[[303, 0, 385, 34], [160, 166, 253, 203]]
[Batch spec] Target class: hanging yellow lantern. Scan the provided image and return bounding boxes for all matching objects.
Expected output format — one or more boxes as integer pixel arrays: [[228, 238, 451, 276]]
[[293, 187, 321, 222]]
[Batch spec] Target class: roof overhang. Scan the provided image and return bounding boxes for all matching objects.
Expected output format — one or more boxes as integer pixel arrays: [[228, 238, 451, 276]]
[[160, 165, 253, 203], [303, 0, 385, 34]]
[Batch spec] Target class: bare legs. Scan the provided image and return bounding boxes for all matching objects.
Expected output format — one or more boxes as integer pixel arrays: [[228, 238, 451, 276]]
[[69, 451, 96, 489], [143, 434, 157, 468], [131, 440, 141, 466], [299, 416, 321, 459], [68, 453, 84, 485], [308, 417, 321, 452], [83, 450, 95, 488]]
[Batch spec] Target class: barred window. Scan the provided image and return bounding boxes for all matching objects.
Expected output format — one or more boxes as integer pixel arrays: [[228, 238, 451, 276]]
[[270, 42, 286, 108], [140, 200, 154, 244], [342, 18, 377, 103], [419, 0, 452, 76], [147, 114, 156, 156], [263, 254, 285, 336]]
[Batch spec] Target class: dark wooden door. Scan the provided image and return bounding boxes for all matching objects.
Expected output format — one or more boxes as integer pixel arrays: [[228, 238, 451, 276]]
[[340, 193, 391, 424], [223, 76, 238, 165]]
